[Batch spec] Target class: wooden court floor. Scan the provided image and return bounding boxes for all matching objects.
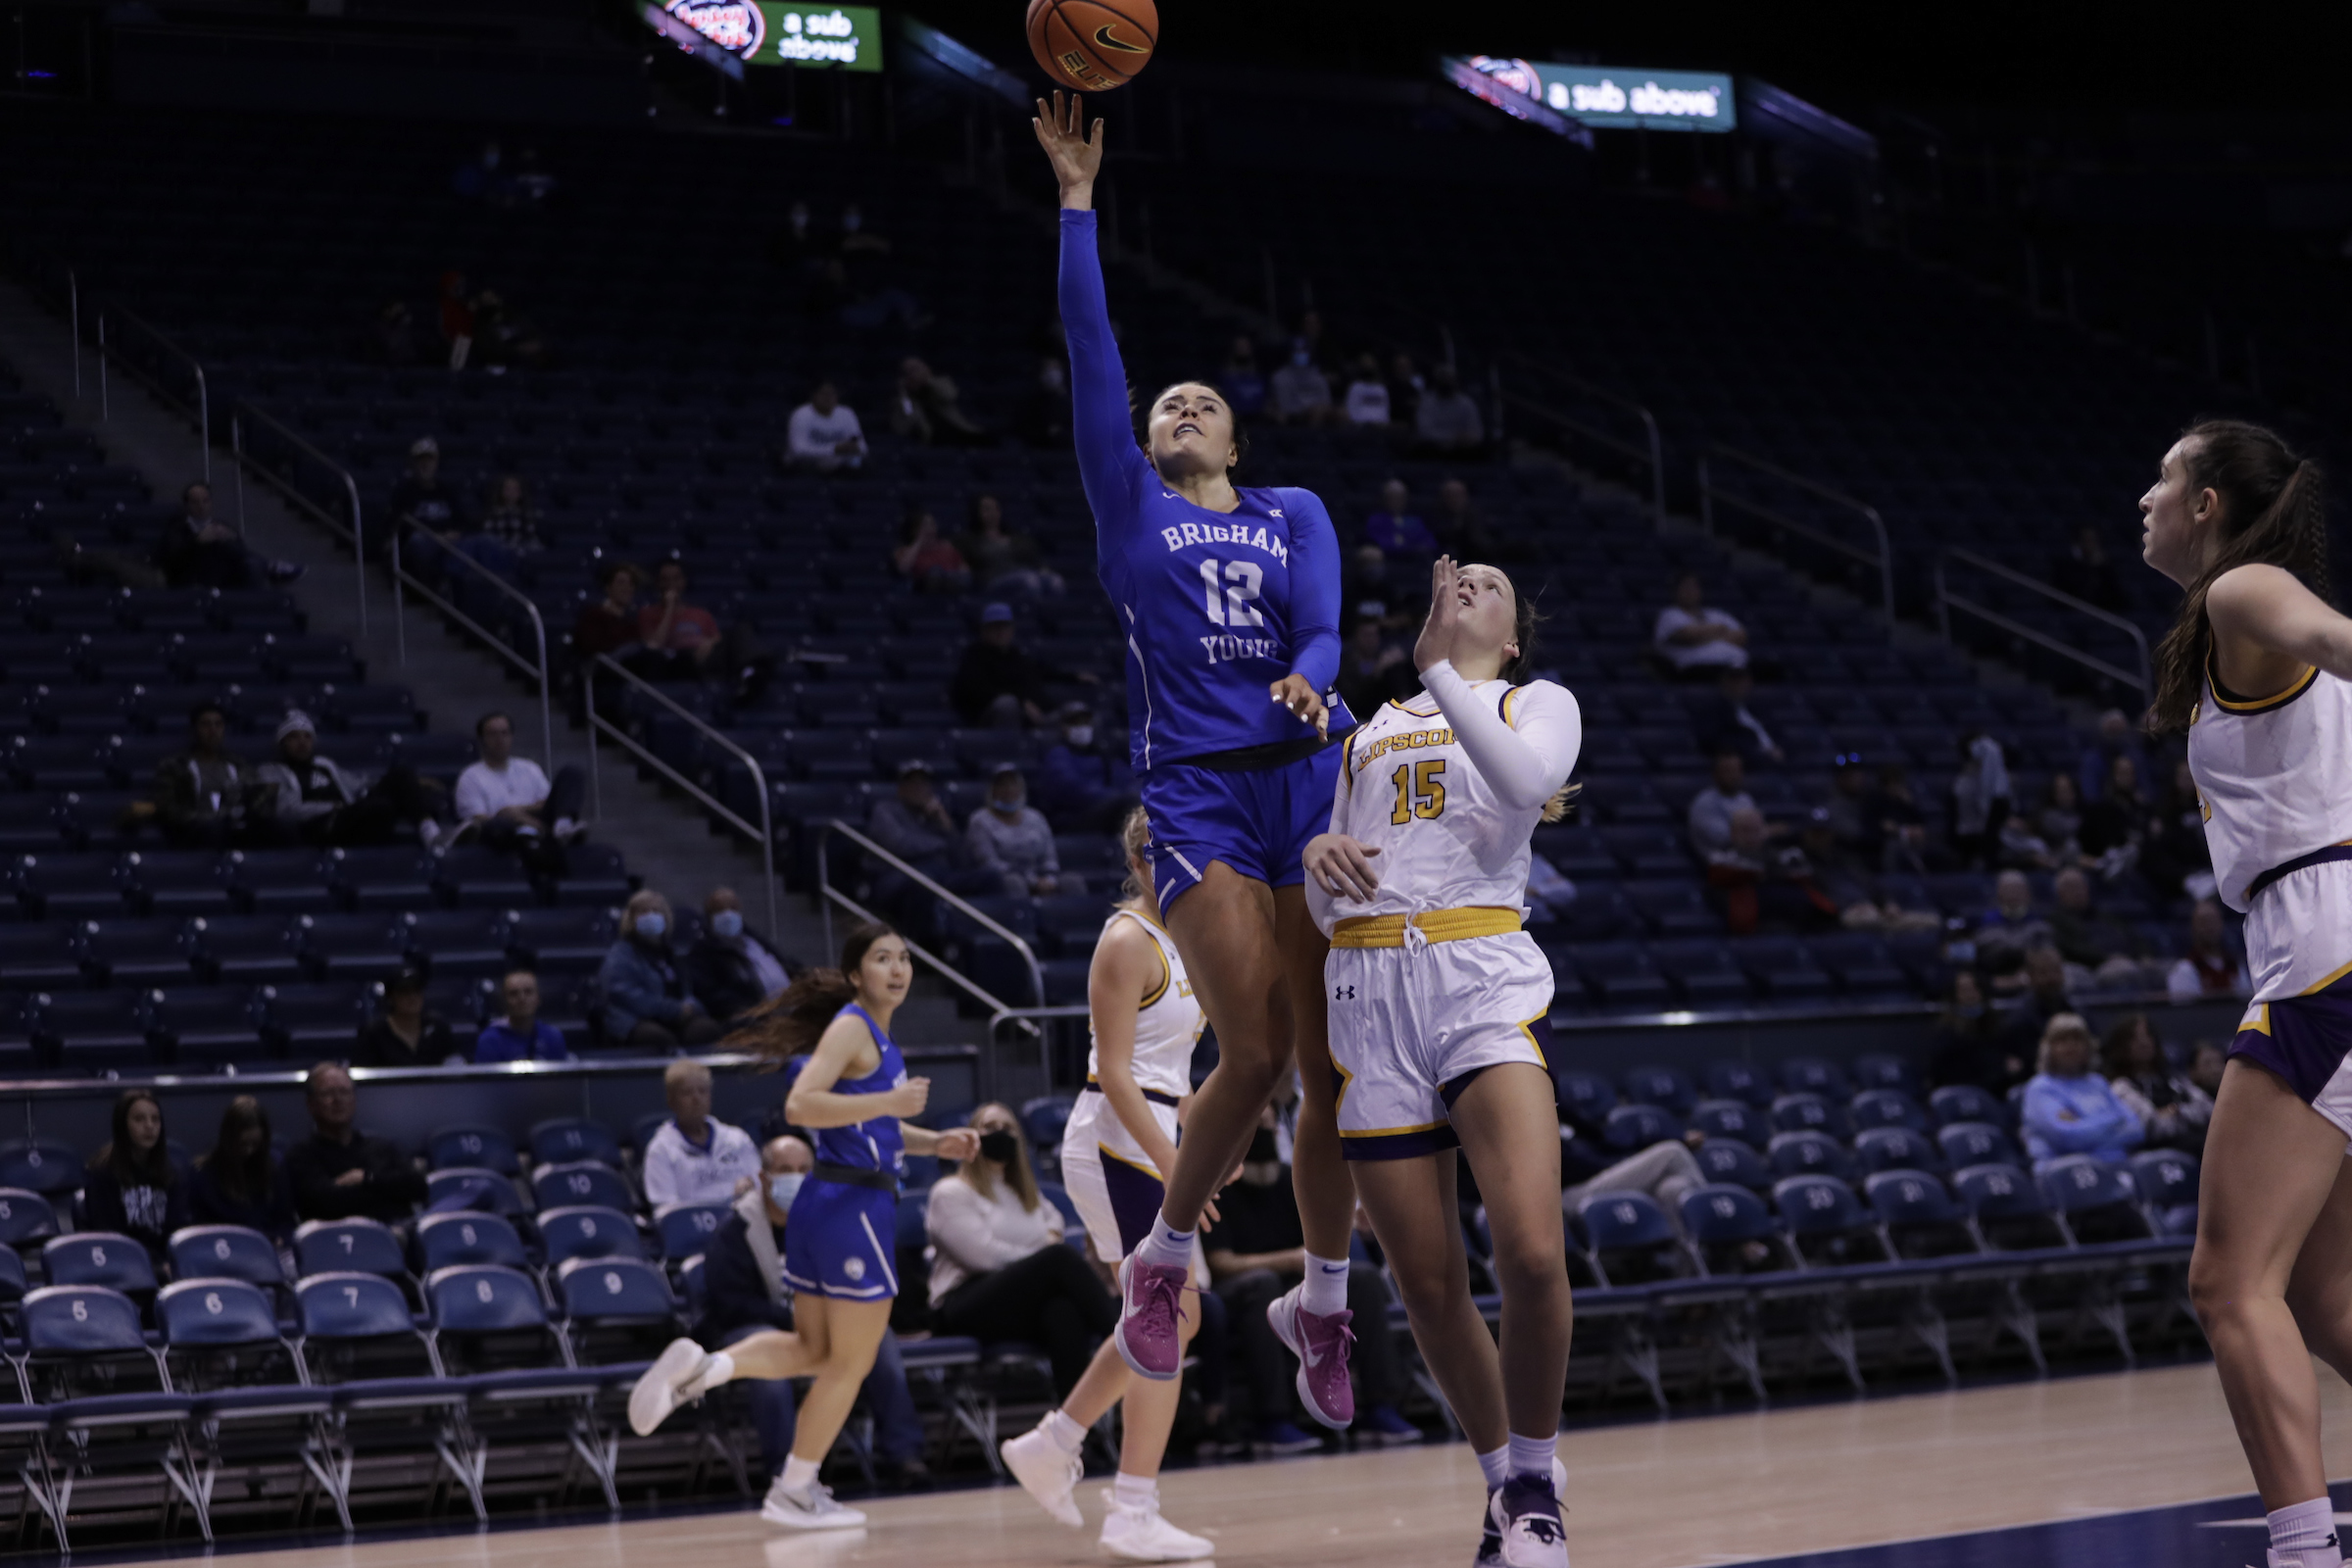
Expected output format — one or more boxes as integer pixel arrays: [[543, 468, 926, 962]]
[[173, 1362, 2352, 1568]]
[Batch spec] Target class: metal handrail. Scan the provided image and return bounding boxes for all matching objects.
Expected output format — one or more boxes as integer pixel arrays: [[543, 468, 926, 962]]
[[388, 527, 553, 762], [1936, 547, 2153, 700], [986, 1004, 1090, 1106], [583, 653, 778, 938], [95, 301, 209, 482], [817, 817, 1046, 1011], [1698, 445, 1896, 617], [229, 401, 367, 635], [1499, 356, 1667, 526]]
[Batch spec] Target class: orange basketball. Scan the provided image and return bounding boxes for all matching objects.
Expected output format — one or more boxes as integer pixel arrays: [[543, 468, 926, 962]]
[[1025, 0, 1157, 92]]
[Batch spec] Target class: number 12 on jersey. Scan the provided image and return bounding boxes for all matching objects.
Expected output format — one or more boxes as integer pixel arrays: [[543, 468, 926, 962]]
[[1390, 760, 1446, 824], [1198, 559, 1264, 626]]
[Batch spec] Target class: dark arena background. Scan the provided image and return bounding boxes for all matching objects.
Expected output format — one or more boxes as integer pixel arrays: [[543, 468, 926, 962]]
[[0, 0, 2347, 1561]]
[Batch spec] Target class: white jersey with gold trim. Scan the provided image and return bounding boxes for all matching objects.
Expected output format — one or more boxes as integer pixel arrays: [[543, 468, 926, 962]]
[[2188, 661, 2352, 914], [1307, 676, 1582, 936], [1080, 907, 1201, 1101]]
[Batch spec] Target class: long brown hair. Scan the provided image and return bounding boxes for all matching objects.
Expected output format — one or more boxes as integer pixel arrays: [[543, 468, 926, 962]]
[[956, 1101, 1041, 1212], [1481, 564, 1576, 824], [2146, 418, 2330, 734], [740, 921, 901, 1060], [199, 1096, 275, 1203], [93, 1089, 172, 1189]]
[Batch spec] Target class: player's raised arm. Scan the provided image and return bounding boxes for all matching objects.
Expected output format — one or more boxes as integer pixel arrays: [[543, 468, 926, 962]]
[[1267, 486, 1345, 733], [1037, 92, 1149, 529]]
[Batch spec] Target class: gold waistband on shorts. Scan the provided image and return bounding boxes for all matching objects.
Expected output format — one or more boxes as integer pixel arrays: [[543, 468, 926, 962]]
[[1330, 907, 1523, 948]]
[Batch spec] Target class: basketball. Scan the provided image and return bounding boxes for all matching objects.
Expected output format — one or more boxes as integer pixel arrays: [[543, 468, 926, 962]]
[[1025, 0, 1157, 92]]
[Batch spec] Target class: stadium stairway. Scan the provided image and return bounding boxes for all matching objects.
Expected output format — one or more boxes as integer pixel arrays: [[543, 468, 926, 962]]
[[0, 273, 860, 1006]]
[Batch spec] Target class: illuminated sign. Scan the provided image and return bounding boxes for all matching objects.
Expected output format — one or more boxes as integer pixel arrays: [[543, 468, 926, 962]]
[[659, 2, 882, 70], [1458, 57, 1737, 133]]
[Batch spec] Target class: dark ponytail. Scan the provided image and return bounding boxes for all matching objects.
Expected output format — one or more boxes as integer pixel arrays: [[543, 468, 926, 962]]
[[2146, 419, 2330, 734], [1486, 565, 1577, 823], [741, 921, 900, 1061]]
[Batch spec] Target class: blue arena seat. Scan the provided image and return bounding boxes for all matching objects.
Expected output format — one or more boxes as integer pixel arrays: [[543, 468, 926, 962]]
[[1937, 1121, 2024, 1170], [1603, 1102, 1682, 1151], [1693, 1138, 1772, 1192], [527, 1117, 623, 1169], [531, 1160, 634, 1214], [424, 1166, 526, 1217], [1690, 1099, 1764, 1144], [1766, 1130, 1855, 1183], [1853, 1126, 1943, 1175], [538, 1205, 645, 1266], [157, 1276, 283, 1349], [0, 1144, 80, 1198], [423, 1262, 547, 1335], [426, 1124, 521, 1175], [293, 1217, 409, 1279], [42, 1232, 158, 1295], [415, 1211, 531, 1273], [1620, 1064, 1697, 1114], [554, 1254, 676, 1322], [1768, 1092, 1849, 1138], [1862, 1169, 1975, 1258], [1771, 1175, 1883, 1263], [1848, 1088, 1930, 1132], [1677, 1182, 1791, 1273], [0, 1187, 59, 1246], [1703, 1059, 1772, 1107], [2128, 1150, 2199, 1236], [167, 1225, 284, 1289], [1930, 1084, 2010, 1129], [653, 1201, 729, 1259]]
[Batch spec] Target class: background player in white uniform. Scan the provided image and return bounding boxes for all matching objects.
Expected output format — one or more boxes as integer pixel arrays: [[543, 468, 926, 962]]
[[1001, 808, 1214, 1562], [1305, 559, 1580, 1568], [2141, 419, 2352, 1568]]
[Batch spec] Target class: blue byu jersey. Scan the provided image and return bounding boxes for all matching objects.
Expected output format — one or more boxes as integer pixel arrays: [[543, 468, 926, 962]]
[[1060, 211, 1352, 773], [809, 1002, 906, 1178]]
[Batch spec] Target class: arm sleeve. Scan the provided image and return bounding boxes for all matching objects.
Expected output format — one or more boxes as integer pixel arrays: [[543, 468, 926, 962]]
[[1421, 665, 1581, 811], [1057, 211, 1149, 537], [1282, 488, 1345, 692]]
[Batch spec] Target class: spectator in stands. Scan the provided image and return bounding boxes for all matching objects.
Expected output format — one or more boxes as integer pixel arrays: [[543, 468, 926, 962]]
[[2167, 899, 2250, 1004], [1798, 808, 1938, 933], [473, 970, 571, 1063], [1652, 572, 1749, 679], [467, 289, 547, 372], [466, 473, 546, 568], [2033, 773, 2087, 869], [2050, 524, 2125, 612], [1387, 354, 1425, 429], [389, 437, 465, 543], [888, 357, 985, 447], [926, 1102, 1115, 1397], [1688, 751, 1760, 857], [371, 300, 419, 368], [1337, 610, 1414, 719], [1822, 756, 1875, 858], [1219, 336, 1267, 417], [1341, 355, 1391, 427], [868, 760, 961, 879], [82, 1089, 187, 1262], [2188, 1041, 2227, 1101], [1344, 544, 1401, 617], [1928, 970, 2027, 1095], [1707, 808, 1836, 934], [892, 507, 971, 595], [1412, 364, 1485, 455], [156, 481, 300, 589], [261, 710, 449, 849], [1269, 338, 1333, 425], [1997, 800, 2061, 872], [1560, 1125, 1710, 1234], [643, 1058, 760, 1207], [967, 764, 1073, 897], [784, 381, 867, 472], [2000, 948, 2079, 1058], [2142, 759, 2217, 902], [1362, 478, 1437, 569], [287, 1063, 428, 1224], [1430, 475, 1511, 560], [455, 711, 587, 873], [2050, 868, 2156, 992], [1690, 665, 1783, 767], [2104, 1013, 2212, 1154], [2078, 753, 2149, 879], [600, 890, 724, 1050], [1205, 1103, 1411, 1452], [571, 562, 650, 671], [1034, 702, 1129, 832], [154, 701, 277, 849], [952, 603, 1049, 728], [2019, 1012, 2143, 1171], [188, 1096, 296, 1244], [685, 887, 793, 1023], [700, 1134, 931, 1490], [1973, 870, 2052, 986], [1018, 357, 1073, 448], [2076, 710, 2150, 805], [637, 559, 771, 705], [1948, 731, 2012, 869], [354, 967, 458, 1068], [958, 495, 1061, 600]]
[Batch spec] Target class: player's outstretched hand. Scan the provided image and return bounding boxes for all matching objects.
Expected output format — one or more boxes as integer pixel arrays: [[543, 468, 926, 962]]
[[1269, 673, 1328, 738], [1032, 90, 1104, 209], [1414, 554, 1465, 674], [1305, 831, 1382, 902]]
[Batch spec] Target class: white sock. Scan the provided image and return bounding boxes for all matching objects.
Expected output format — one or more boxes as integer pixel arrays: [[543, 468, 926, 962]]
[[1040, 1408, 1087, 1453], [1112, 1472, 1157, 1512], [2271, 1497, 2342, 1566], [1475, 1445, 1510, 1489], [780, 1453, 820, 1496], [1507, 1432, 1558, 1484], [1300, 1252, 1348, 1315], [1136, 1215, 1195, 1272], [685, 1350, 733, 1394]]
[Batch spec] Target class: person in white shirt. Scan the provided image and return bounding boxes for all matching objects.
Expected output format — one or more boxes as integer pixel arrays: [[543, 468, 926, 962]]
[[453, 711, 586, 867], [641, 1058, 762, 1208], [1688, 751, 1763, 856], [784, 381, 867, 471], [925, 1102, 1114, 1398], [1652, 571, 1750, 677], [1341, 354, 1392, 426]]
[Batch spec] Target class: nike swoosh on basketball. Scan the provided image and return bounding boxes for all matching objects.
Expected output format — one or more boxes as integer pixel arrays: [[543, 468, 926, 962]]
[[1093, 24, 1147, 53]]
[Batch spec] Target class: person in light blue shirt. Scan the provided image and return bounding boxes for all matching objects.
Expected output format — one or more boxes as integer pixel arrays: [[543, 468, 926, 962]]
[[473, 969, 572, 1063], [2019, 1010, 2144, 1170]]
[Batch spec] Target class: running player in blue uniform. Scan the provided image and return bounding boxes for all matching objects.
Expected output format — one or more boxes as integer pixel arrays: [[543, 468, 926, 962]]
[[626, 923, 977, 1533], [1037, 93, 1362, 1423]]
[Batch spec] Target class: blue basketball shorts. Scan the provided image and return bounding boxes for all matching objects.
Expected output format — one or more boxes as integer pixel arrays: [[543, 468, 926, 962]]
[[1139, 740, 1346, 917], [781, 1178, 901, 1301]]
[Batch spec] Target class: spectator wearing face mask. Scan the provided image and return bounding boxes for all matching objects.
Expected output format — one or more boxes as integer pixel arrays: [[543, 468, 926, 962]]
[[685, 887, 794, 1023], [967, 765, 1074, 897], [697, 1135, 931, 1492], [599, 891, 724, 1049], [1033, 704, 1131, 833], [1270, 337, 1333, 425], [1219, 336, 1267, 417], [1341, 355, 1391, 427], [643, 1058, 761, 1208]]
